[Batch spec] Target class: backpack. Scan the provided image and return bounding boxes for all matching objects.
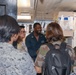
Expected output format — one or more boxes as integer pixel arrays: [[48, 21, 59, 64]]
[[42, 42, 71, 75]]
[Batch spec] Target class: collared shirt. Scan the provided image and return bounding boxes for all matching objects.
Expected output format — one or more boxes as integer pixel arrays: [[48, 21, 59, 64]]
[[13, 39, 28, 52], [25, 32, 46, 61], [17, 41, 28, 52], [0, 42, 36, 75]]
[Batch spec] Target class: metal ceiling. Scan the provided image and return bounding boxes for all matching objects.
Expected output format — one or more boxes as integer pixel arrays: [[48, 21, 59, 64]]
[[17, 0, 76, 22]]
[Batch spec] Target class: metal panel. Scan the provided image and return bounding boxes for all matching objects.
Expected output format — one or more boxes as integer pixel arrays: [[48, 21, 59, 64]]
[[0, 0, 17, 19], [0, 4, 6, 15]]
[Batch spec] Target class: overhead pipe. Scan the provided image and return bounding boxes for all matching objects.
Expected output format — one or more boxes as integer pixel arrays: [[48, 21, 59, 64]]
[[34, 0, 38, 20]]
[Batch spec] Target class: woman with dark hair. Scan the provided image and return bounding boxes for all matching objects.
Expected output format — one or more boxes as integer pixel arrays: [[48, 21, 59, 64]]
[[13, 25, 28, 52], [0, 15, 36, 75], [17, 25, 27, 51], [35, 22, 75, 74]]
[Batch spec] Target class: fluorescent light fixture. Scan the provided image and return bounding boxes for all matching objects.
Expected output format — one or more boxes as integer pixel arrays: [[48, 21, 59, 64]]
[[18, 0, 31, 7], [17, 15, 31, 20], [21, 12, 30, 15]]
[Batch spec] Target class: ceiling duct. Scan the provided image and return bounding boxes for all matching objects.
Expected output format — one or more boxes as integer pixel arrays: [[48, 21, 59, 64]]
[[40, 0, 44, 3], [17, 0, 35, 22]]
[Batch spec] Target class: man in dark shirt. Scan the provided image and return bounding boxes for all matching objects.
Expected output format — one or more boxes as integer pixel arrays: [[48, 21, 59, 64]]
[[25, 23, 46, 62]]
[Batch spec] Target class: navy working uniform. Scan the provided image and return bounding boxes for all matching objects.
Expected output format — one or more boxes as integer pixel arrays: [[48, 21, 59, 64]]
[[25, 32, 46, 61]]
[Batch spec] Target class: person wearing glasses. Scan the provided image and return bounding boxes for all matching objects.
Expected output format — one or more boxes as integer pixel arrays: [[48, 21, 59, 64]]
[[13, 25, 28, 52]]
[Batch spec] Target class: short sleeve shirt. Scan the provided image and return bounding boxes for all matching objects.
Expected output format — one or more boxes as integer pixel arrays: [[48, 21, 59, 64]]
[[26, 32, 46, 61]]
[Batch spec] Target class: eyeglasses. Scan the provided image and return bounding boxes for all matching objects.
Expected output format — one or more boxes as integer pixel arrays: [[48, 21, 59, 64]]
[[20, 31, 26, 33]]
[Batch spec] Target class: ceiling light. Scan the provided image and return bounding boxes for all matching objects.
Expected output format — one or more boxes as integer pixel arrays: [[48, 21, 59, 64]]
[[21, 12, 30, 15], [17, 15, 31, 20], [18, 0, 31, 7]]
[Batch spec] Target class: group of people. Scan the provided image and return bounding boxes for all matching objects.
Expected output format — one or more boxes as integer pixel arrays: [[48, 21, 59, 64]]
[[0, 15, 75, 75]]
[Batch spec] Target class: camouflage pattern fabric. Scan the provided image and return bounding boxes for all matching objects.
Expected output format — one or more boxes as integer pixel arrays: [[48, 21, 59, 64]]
[[35, 41, 75, 68]]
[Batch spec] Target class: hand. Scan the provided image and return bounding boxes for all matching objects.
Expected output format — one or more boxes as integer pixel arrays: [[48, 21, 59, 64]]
[[36, 50, 39, 55], [35, 66, 41, 73]]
